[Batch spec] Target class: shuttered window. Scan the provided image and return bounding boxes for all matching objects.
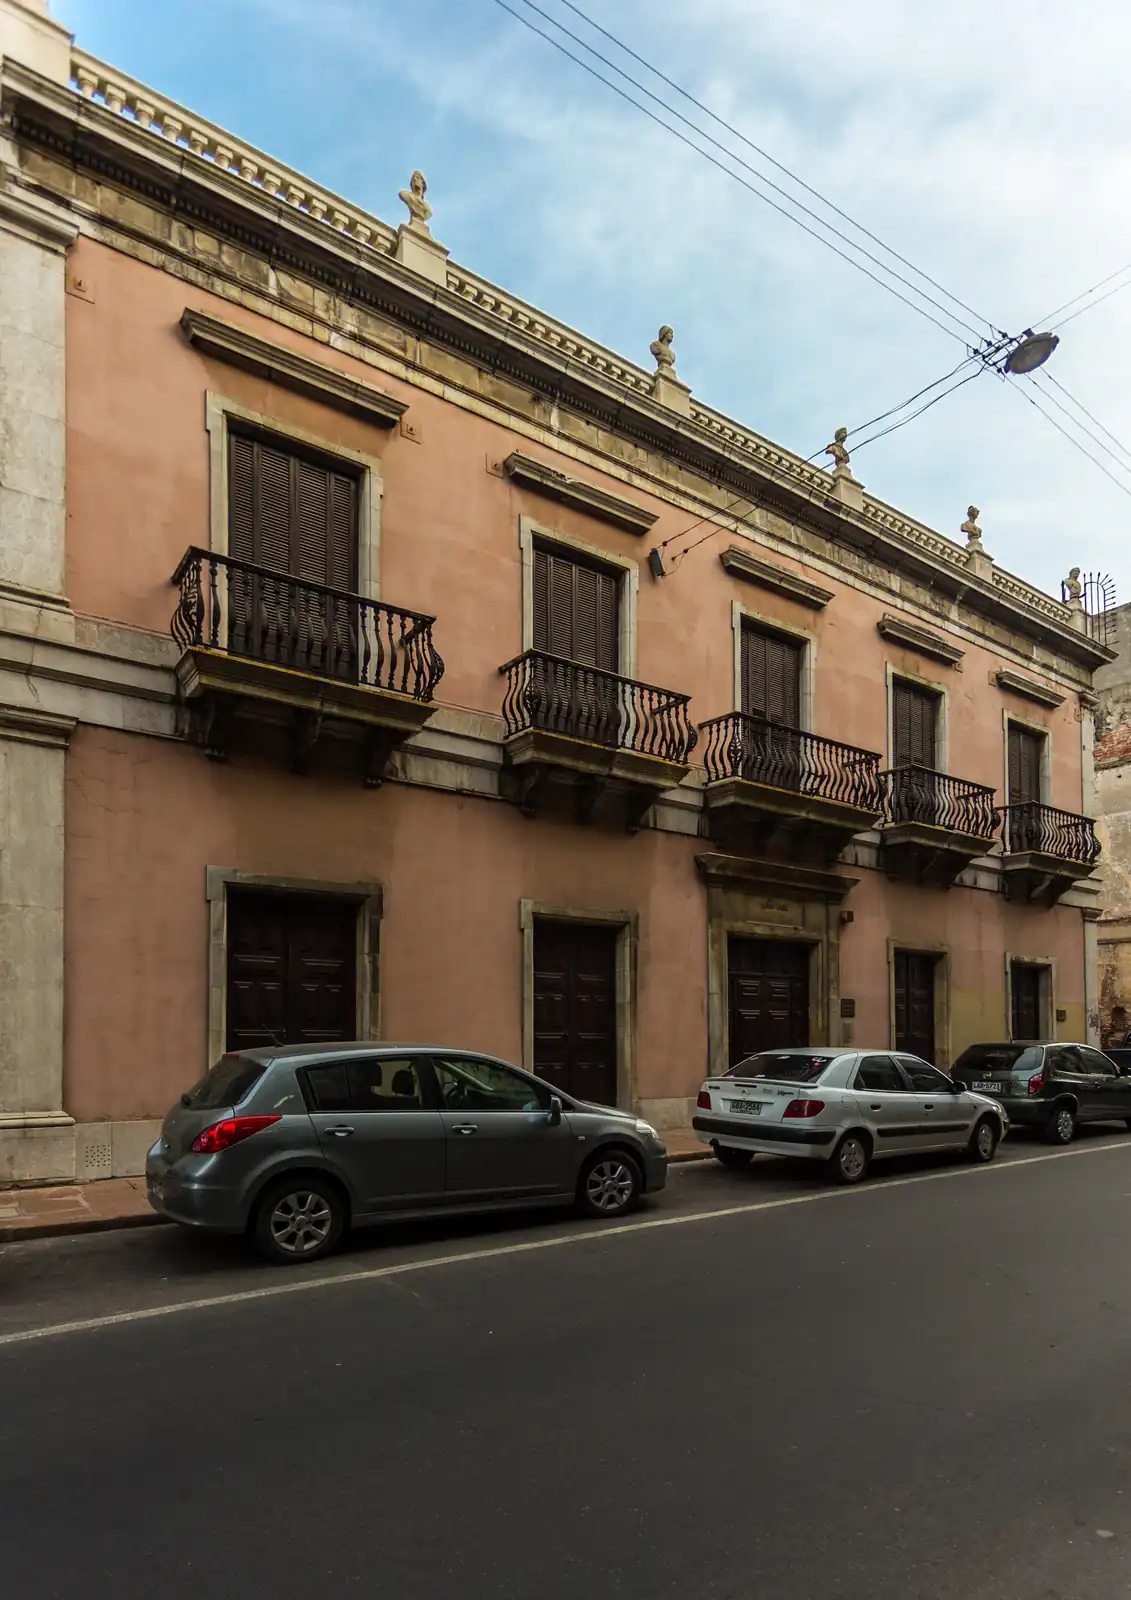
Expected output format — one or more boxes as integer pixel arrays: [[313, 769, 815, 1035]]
[[892, 680, 939, 768], [1007, 723, 1044, 805], [532, 545, 619, 671], [741, 623, 802, 725], [228, 431, 359, 589]]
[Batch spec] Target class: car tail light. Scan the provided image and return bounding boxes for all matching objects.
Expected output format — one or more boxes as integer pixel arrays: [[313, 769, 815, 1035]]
[[1028, 1072, 1044, 1095], [784, 1098, 826, 1119], [696, 1089, 712, 1109], [190, 1115, 281, 1154]]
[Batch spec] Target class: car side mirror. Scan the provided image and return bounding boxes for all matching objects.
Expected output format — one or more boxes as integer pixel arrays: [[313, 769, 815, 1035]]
[[948, 1078, 964, 1093], [548, 1095, 563, 1126]]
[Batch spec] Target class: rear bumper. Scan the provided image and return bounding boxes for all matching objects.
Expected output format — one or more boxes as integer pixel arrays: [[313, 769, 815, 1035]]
[[982, 1098, 1045, 1129], [692, 1114, 835, 1159], [145, 1156, 248, 1233]]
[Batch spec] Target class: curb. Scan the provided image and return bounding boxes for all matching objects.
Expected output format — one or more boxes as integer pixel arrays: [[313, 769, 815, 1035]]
[[0, 1212, 170, 1245], [667, 1148, 710, 1164]]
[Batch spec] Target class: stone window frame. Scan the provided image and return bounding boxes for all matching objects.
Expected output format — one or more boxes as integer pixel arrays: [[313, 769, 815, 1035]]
[[205, 867, 383, 1069], [885, 662, 950, 771], [1000, 708, 1054, 808], [518, 898, 637, 1112], [517, 514, 639, 676], [886, 939, 953, 1069], [730, 601, 817, 729], [1004, 951, 1057, 1042], [204, 391, 385, 601]]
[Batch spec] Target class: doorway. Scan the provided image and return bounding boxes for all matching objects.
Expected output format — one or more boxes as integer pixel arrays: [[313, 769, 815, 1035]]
[[1010, 961, 1047, 1040], [532, 919, 619, 1104], [226, 888, 358, 1052], [727, 937, 811, 1066], [893, 949, 938, 1064]]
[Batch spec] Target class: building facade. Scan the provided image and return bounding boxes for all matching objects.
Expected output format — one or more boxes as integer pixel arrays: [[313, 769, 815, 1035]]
[[1094, 603, 1131, 1044], [0, 0, 1112, 1184]]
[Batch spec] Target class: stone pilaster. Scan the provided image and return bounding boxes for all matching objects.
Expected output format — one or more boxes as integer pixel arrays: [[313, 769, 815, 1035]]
[[0, 0, 72, 85]]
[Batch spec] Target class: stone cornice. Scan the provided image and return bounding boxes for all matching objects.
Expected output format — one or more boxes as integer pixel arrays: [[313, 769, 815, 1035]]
[[719, 546, 834, 609], [877, 614, 964, 667], [995, 668, 1066, 709], [695, 851, 858, 902], [1, 54, 1114, 673], [0, 705, 76, 748], [179, 308, 408, 428], [0, 168, 77, 250], [501, 451, 657, 535]]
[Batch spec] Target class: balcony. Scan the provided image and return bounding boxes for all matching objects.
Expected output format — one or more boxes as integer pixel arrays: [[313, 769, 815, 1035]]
[[878, 766, 999, 886], [499, 650, 697, 829], [170, 548, 444, 783], [1000, 802, 1101, 904], [699, 713, 883, 865]]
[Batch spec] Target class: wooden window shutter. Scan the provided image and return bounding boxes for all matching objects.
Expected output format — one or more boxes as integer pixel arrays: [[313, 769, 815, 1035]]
[[255, 441, 293, 576], [742, 624, 801, 724], [893, 681, 938, 767], [228, 435, 256, 564], [227, 431, 358, 587], [532, 545, 618, 669], [1008, 725, 1043, 805]]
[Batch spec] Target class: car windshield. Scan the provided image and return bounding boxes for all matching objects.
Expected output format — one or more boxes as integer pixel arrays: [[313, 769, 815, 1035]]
[[182, 1054, 266, 1109], [955, 1045, 1043, 1075], [725, 1052, 836, 1084]]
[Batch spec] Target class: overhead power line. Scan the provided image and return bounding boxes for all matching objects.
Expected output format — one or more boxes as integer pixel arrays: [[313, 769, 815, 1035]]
[[1037, 372, 1131, 467], [1035, 259, 1131, 329], [489, 0, 990, 347], [1012, 381, 1131, 502]]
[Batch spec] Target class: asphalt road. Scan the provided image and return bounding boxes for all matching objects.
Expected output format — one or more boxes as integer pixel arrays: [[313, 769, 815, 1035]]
[[4, 1133, 1131, 1599]]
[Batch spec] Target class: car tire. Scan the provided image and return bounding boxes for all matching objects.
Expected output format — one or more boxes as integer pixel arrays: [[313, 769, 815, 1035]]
[[713, 1144, 754, 1170], [251, 1175, 346, 1265], [576, 1149, 642, 1220], [967, 1115, 1000, 1164], [1044, 1104, 1077, 1146], [829, 1131, 871, 1185]]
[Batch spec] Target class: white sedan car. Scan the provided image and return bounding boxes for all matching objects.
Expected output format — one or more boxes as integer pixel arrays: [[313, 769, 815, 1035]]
[[694, 1048, 1008, 1184]]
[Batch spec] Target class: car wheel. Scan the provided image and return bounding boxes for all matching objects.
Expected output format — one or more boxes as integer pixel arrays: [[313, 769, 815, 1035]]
[[968, 1115, 1000, 1164], [713, 1144, 754, 1170], [1044, 1104, 1076, 1146], [829, 1132, 871, 1185], [252, 1176, 345, 1264], [577, 1150, 642, 1219]]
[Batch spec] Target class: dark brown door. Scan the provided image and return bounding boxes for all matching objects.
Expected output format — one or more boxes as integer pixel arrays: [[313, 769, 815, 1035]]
[[727, 938, 810, 1065], [227, 432, 360, 677], [894, 950, 937, 1064], [1011, 963, 1044, 1040], [532, 546, 620, 742], [532, 920, 618, 1104], [226, 889, 357, 1052], [1007, 724, 1044, 806]]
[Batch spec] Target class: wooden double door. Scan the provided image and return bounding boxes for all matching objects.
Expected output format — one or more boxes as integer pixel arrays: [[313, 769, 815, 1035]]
[[727, 937, 811, 1065], [226, 888, 357, 1052], [893, 949, 937, 1064], [532, 919, 619, 1105]]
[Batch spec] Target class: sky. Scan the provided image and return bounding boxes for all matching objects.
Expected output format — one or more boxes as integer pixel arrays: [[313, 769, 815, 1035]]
[[60, 0, 1131, 603]]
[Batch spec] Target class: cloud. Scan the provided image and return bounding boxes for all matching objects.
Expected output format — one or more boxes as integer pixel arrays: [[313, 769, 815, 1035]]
[[71, 0, 1131, 598]]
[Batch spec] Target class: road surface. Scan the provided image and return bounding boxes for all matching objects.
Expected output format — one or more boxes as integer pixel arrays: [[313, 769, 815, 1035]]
[[3, 1133, 1131, 1598]]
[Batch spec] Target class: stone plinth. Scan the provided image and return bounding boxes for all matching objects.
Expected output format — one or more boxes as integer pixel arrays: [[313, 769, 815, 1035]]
[[394, 223, 449, 286]]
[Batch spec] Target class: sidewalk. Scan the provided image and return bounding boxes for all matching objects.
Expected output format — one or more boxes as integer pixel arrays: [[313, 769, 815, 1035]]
[[0, 1128, 709, 1243]]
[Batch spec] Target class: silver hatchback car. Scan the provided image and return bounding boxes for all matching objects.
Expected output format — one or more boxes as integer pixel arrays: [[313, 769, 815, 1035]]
[[146, 1043, 668, 1263]]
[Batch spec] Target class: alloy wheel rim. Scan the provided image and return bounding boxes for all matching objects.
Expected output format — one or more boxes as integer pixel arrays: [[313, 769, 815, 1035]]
[[587, 1160, 633, 1212], [977, 1123, 995, 1158], [270, 1190, 333, 1254], [1056, 1109, 1074, 1140], [840, 1140, 866, 1179]]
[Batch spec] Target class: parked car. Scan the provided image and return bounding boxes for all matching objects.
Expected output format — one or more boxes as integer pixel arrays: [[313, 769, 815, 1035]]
[[146, 1043, 668, 1263], [693, 1048, 1007, 1184], [951, 1041, 1131, 1144]]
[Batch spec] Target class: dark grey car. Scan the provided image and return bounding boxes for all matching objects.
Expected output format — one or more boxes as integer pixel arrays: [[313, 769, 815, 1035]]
[[146, 1043, 668, 1263]]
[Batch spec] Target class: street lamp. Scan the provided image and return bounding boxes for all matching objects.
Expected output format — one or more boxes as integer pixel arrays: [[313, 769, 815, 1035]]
[[1003, 330, 1060, 374]]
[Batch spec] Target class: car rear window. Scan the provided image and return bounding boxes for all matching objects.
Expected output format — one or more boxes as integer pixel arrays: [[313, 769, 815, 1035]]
[[955, 1045, 1043, 1075], [182, 1054, 266, 1110], [726, 1053, 836, 1084]]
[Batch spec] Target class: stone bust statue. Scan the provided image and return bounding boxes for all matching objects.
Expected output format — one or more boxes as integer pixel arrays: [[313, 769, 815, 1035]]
[[961, 505, 983, 549], [650, 325, 676, 373], [825, 426, 850, 471], [398, 169, 432, 233]]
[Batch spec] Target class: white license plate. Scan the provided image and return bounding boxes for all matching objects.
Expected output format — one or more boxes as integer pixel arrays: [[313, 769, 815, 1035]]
[[972, 1081, 1004, 1093], [728, 1099, 765, 1116]]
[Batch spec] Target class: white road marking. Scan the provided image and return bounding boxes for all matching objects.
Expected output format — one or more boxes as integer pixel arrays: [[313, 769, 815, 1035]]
[[3, 1136, 1129, 1350]]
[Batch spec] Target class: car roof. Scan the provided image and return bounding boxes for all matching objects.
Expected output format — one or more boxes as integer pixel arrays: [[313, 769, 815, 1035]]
[[244, 1042, 510, 1064]]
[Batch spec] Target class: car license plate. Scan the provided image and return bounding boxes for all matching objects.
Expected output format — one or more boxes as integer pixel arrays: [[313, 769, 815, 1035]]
[[972, 1081, 1003, 1093], [147, 1176, 162, 1199], [728, 1099, 764, 1115]]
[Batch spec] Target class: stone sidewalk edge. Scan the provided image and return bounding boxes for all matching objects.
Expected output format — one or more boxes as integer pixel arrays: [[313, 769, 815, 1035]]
[[0, 1146, 712, 1244]]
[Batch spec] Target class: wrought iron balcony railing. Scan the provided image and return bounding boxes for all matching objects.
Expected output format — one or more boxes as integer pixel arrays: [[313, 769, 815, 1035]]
[[171, 548, 444, 701], [500, 650, 697, 764], [882, 765, 999, 839], [701, 712, 883, 810], [1002, 801, 1101, 865]]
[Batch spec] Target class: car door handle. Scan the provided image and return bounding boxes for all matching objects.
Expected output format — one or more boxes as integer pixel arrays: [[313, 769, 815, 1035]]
[[869, 1104, 882, 1111], [325, 1125, 354, 1137], [452, 1124, 478, 1135], [923, 1103, 935, 1110]]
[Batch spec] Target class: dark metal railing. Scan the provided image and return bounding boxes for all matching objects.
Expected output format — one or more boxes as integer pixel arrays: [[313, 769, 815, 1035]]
[[500, 650, 697, 763], [700, 712, 883, 810], [882, 765, 999, 838], [1002, 801, 1100, 864], [171, 548, 444, 701]]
